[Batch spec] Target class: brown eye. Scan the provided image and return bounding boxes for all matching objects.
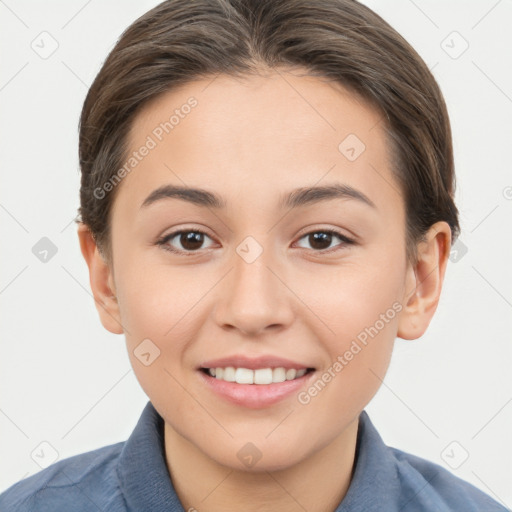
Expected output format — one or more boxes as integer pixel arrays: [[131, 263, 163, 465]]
[[296, 229, 354, 252], [308, 232, 333, 250], [157, 229, 214, 255], [178, 231, 205, 251]]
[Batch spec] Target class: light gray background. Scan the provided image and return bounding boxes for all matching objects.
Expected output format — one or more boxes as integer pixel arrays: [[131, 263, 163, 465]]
[[1, 0, 511, 506]]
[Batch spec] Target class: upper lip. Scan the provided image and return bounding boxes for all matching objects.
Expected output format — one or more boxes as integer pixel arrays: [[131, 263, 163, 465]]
[[199, 355, 314, 371]]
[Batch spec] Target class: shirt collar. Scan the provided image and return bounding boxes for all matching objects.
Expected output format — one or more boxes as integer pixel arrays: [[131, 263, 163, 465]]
[[117, 400, 400, 512], [116, 401, 184, 511], [335, 409, 402, 511]]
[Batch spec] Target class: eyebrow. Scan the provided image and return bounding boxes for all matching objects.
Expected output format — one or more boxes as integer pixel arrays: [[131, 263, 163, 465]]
[[140, 183, 377, 211]]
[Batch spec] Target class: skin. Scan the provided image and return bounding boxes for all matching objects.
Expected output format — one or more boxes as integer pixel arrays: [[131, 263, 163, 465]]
[[78, 67, 451, 512]]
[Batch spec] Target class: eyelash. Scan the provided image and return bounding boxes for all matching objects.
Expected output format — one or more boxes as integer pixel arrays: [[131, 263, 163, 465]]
[[156, 228, 355, 256]]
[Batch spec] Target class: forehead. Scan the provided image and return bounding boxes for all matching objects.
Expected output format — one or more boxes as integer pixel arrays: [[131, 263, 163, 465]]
[[116, 68, 400, 217]]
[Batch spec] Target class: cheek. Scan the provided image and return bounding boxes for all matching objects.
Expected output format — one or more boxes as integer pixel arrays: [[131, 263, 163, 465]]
[[115, 263, 204, 409], [296, 286, 400, 433], [115, 260, 216, 386], [116, 258, 202, 336], [295, 251, 403, 396], [294, 254, 404, 339]]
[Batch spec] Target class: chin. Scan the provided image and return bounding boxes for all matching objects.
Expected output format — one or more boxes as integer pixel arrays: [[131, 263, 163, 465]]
[[206, 440, 309, 473]]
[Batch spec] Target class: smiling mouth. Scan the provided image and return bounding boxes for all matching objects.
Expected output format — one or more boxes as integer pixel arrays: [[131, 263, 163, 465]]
[[199, 367, 315, 385]]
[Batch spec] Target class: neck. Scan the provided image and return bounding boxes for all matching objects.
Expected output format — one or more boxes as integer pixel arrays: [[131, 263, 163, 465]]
[[164, 417, 359, 512]]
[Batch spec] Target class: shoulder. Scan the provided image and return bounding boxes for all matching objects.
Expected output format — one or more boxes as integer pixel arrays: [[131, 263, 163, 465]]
[[390, 446, 508, 511], [0, 441, 126, 512]]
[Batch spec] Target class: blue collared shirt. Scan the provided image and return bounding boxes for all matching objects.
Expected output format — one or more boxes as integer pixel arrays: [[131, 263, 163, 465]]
[[0, 401, 507, 511]]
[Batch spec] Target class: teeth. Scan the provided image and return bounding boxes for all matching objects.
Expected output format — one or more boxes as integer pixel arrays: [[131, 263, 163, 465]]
[[286, 368, 297, 380], [254, 368, 273, 384], [223, 366, 236, 382], [272, 367, 286, 383], [206, 366, 310, 385], [235, 367, 254, 384]]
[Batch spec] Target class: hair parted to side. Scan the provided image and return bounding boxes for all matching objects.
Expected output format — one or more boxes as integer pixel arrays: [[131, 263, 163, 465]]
[[77, 0, 460, 266]]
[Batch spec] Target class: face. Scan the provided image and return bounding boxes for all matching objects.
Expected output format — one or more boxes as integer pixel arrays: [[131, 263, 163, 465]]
[[91, 68, 431, 471]]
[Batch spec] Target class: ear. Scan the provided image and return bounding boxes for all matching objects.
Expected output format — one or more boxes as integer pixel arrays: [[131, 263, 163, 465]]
[[397, 221, 452, 340], [77, 223, 124, 335]]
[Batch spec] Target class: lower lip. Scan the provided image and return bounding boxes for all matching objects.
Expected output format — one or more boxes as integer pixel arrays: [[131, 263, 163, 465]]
[[197, 370, 315, 409]]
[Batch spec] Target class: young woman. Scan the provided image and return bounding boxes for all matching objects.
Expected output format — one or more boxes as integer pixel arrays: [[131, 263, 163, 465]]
[[1, 1, 506, 510]]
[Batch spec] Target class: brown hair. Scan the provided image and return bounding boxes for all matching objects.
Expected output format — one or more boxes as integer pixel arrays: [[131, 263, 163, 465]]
[[77, 0, 460, 266]]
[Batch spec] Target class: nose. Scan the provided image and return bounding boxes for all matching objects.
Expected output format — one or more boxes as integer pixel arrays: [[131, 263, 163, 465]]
[[213, 240, 294, 336]]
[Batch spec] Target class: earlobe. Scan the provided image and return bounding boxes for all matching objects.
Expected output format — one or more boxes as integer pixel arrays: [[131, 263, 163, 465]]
[[397, 222, 451, 341], [77, 223, 124, 335]]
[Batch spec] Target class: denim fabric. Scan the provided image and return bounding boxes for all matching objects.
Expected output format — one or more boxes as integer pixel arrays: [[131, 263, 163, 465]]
[[0, 401, 507, 511]]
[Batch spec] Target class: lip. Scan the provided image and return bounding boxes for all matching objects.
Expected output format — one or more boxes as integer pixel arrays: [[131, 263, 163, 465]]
[[197, 368, 316, 409], [198, 354, 313, 371]]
